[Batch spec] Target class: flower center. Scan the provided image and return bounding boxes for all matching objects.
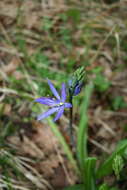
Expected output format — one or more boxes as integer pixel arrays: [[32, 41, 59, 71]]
[[59, 102, 64, 106]]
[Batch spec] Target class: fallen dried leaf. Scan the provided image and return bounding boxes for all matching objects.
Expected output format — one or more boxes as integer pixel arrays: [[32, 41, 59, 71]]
[[2, 57, 19, 75]]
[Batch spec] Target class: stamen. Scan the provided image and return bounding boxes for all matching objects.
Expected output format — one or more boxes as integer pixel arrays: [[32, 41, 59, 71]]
[[59, 102, 64, 106]]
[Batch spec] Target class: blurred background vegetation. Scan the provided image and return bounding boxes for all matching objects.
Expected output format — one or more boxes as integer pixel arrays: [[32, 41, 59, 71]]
[[0, 0, 127, 189]]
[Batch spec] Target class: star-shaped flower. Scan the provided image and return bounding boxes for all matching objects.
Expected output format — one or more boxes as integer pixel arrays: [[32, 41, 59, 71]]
[[35, 80, 72, 121]]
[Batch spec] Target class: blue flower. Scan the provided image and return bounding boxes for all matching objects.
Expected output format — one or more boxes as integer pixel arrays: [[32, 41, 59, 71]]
[[68, 79, 83, 96], [73, 83, 83, 96], [35, 80, 72, 121]]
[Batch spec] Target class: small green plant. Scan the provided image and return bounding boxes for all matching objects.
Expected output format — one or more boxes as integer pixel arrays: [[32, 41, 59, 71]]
[[65, 68, 127, 190], [90, 66, 111, 92], [112, 155, 124, 180], [94, 73, 111, 92], [35, 67, 127, 190], [111, 96, 127, 111]]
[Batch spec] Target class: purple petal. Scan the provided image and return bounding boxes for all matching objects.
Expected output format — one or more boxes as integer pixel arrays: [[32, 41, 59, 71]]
[[53, 105, 64, 121], [37, 107, 59, 120], [35, 97, 60, 106], [73, 83, 82, 96], [61, 83, 66, 102], [47, 79, 60, 100], [64, 103, 72, 108]]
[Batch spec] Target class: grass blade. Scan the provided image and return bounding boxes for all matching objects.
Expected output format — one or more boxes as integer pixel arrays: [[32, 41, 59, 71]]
[[77, 82, 94, 181], [47, 118, 79, 174]]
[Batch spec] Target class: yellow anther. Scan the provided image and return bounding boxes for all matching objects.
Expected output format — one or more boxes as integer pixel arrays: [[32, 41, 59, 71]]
[[59, 102, 64, 106]]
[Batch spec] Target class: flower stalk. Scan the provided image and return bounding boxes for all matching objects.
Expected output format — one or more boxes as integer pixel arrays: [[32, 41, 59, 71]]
[[69, 94, 74, 146], [68, 66, 85, 146]]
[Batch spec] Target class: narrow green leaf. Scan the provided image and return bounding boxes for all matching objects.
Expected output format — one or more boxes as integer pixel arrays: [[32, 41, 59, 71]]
[[84, 157, 97, 190], [99, 183, 109, 190], [77, 82, 94, 170]]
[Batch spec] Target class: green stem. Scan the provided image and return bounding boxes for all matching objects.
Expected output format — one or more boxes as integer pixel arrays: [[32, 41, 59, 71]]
[[69, 95, 74, 146]]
